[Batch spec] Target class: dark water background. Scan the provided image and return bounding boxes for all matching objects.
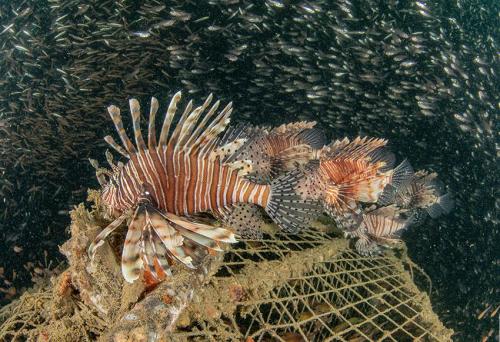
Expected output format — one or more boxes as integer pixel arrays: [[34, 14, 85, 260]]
[[0, 1, 498, 340]]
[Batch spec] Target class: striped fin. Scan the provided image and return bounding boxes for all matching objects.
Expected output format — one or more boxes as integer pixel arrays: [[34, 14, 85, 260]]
[[151, 232, 173, 277], [88, 158, 108, 187], [192, 102, 233, 154], [158, 91, 182, 147], [354, 235, 381, 256], [296, 127, 326, 149], [271, 121, 317, 135], [324, 137, 388, 161], [105, 150, 117, 171], [164, 212, 237, 244], [426, 193, 454, 218], [107, 105, 137, 155], [129, 99, 147, 151], [122, 206, 146, 283], [104, 135, 130, 158], [388, 159, 414, 189], [167, 99, 193, 149], [148, 97, 159, 149], [88, 212, 128, 261], [184, 99, 221, 150], [141, 226, 159, 280], [146, 209, 190, 268], [177, 94, 213, 148]]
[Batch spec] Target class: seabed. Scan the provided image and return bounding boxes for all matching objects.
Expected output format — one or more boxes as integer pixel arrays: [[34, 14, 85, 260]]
[[0, 191, 453, 341]]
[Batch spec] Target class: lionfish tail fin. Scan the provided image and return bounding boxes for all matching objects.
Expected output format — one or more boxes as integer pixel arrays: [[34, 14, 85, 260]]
[[265, 169, 322, 233]]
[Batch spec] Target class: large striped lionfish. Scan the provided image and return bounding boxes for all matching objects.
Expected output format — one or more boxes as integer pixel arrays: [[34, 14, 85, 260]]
[[88, 91, 318, 283]]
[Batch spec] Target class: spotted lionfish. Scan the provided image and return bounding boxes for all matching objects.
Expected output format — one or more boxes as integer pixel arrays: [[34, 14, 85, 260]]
[[219, 122, 325, 238], [88, 91, 319, 283]]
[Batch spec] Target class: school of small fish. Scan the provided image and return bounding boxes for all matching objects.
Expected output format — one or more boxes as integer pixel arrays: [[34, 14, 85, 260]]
[[0, 0, 497, 339]]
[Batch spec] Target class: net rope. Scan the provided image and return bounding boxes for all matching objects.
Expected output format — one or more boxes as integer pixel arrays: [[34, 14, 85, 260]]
[[0, 201, 452, 341]]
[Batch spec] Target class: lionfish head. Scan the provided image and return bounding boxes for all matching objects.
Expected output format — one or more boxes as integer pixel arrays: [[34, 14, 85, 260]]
[[89, 157, 122, 217]]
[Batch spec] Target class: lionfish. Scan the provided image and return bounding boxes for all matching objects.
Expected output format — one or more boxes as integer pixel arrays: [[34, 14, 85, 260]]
[[378, 169, 454, 221], [88, 91, 318, 283], [294, 137, 415, 254], [220, 122, 325, 238], [349, 169, 454, 255]]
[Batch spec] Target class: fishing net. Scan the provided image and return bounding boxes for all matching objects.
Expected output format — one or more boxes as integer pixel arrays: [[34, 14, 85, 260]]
[[0, 193, 453, 341]]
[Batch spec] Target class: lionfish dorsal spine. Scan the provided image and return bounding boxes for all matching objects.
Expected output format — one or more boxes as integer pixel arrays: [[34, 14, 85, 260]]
[[158, 90, 182, 147], [107, 104, 137, 155], [129, 98, 147, 151], [168, 99, 193, 150], [184, 99, 221, 151], [104, 135, 129, 158], [147, 97, 159, 150]]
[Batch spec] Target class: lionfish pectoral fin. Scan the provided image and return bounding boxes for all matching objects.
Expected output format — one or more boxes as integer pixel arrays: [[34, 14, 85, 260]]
[[165, 212, 237, 246], [88, 212, 128, 262], [272, 144, 316, 173], [426, 193, 454, 218], [355, 236, 382, 256], [296, 127, 327, 149], [377, 184, 397, 206], [265, 169, 323, 233], [122, 206, 147, 283], [145, 207, 193, 268]]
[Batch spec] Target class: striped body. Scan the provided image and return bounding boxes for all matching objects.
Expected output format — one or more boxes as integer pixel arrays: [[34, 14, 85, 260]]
[[313, 137, 397, 213], [89, 91, 319, 283], [102, 148, 270, 216]]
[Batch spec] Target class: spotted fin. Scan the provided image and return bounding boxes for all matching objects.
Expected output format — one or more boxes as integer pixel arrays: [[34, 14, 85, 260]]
[[265, 169, 322, 233], [222, 204, 267, 239]]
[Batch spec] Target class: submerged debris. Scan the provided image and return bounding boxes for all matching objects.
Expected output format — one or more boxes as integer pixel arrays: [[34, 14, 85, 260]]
[[0, 191, 453, 341]]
